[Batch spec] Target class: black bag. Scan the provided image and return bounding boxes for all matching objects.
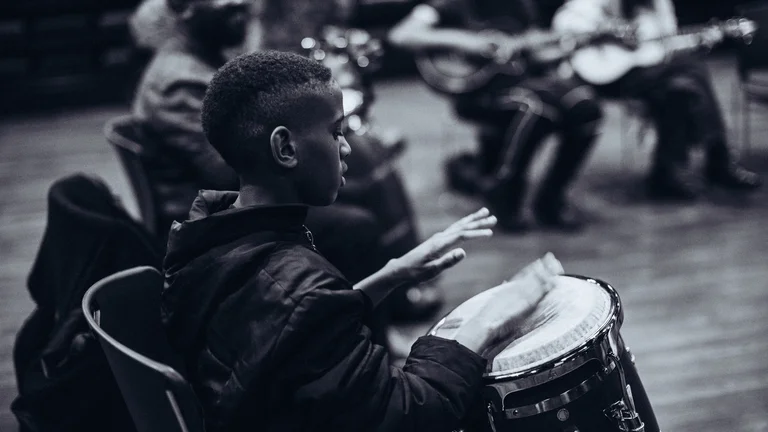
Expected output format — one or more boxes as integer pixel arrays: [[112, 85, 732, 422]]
[[11, 174, 162, 432]]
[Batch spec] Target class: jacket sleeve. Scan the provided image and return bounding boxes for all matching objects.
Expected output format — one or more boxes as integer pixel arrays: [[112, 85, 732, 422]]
[[276, 286, 488, 432], [152, 80, 239, 190]]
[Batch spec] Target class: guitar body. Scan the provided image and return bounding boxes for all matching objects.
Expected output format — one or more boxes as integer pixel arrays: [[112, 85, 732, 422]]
[[571, 17, 758, 85], [415, 51, 526, 95], [415, 24, 636, 95], [571, 41, 667, 85]]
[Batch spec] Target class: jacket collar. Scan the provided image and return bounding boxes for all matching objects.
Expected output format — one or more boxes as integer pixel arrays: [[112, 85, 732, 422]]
[[165, 190, 309, 267]]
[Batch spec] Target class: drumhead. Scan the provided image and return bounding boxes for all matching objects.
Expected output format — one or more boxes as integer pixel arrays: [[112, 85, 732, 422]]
[[430, 276, 615, 376]]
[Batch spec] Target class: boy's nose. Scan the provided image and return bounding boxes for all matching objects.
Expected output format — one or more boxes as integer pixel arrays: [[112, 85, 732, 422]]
[[340, 136, 352, 158]]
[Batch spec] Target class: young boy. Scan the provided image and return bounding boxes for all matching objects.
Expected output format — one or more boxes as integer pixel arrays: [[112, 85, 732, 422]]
[[161, 50, 552, 431]]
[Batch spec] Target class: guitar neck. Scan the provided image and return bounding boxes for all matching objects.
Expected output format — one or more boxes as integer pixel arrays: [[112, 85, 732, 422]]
[[511, 28, 615, 56], [653, 25, 723, 57], [514, 31, 564, 51]]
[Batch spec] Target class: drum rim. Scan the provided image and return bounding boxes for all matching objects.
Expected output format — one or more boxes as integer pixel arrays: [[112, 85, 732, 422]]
[[428, 275, 624, 382]]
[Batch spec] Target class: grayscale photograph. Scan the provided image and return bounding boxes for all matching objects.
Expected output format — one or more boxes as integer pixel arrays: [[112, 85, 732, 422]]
[[1, 0, 767, 431]]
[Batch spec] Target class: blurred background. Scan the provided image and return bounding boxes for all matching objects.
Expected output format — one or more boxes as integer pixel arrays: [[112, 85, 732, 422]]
[[1, 1, 767, 431], [0, 0, 760, 112]]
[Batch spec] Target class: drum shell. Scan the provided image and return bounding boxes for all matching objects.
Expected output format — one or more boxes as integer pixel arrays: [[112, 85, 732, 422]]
[[462, 348, 660, 432]]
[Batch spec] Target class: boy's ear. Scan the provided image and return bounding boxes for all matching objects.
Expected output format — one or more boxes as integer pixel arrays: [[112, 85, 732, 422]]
[[269, 126, 298, 169]]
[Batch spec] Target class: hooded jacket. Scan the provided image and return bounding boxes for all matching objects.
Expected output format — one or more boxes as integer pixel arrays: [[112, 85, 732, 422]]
[[161, 191, 487, 432]]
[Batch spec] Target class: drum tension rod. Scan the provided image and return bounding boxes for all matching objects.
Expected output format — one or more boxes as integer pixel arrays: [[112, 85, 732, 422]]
[[603, 353, 645, 432], [486, 402, 498, 432]]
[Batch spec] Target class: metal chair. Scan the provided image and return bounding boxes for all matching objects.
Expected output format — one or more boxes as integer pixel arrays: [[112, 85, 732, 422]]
[[82, 266, 205, 432], [105, 115, 158, 236], [735, 0, 768, 155]]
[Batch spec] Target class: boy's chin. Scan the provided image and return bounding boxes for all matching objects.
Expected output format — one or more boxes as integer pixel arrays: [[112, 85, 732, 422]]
[[305, 192, 339, 207]]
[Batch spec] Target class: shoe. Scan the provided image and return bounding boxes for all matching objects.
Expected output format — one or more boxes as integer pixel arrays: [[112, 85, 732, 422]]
[[705, 163, 762, 191], [533, 199, 586, 232], [482, 177, 530, 233], [646, 169, 699, 201]]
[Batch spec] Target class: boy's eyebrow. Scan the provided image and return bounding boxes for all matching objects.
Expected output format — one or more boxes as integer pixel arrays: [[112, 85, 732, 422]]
[[334, 114, 345, 124]]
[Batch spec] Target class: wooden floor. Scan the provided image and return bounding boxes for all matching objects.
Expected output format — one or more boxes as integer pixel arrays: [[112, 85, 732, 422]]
[[1, 56, 767, 432]]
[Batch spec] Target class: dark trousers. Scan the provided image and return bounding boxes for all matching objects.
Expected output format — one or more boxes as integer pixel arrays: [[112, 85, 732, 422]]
[[455, 74, 602, 205], [596, 55, 732, 175]]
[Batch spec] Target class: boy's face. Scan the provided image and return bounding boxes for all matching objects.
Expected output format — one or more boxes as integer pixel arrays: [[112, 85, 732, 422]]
[[291, 82, 351, 206]]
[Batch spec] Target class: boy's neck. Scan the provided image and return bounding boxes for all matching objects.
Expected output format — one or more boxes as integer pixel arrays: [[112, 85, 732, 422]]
[[233, 183, 302, 209]]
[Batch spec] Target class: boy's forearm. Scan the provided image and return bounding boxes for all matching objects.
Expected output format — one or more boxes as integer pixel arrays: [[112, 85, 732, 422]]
[[353, 260, 407, 307]]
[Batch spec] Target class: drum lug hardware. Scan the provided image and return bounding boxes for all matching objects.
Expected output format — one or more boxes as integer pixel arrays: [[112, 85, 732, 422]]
[[487, 402, 499, 432], [603, 363, 612, 376], [604, 399, 645, 432], [604, 352, 645, 432], [626, 346, 636, 365]]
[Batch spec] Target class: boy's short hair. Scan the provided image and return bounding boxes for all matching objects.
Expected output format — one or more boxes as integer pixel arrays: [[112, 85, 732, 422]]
[[202, 50, 334, 174]]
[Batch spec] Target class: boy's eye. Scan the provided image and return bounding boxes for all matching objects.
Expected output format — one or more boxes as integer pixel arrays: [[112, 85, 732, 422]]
[[333, 128, 344, 139]]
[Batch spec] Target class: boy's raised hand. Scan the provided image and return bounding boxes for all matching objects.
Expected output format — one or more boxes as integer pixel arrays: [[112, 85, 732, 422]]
[[390, 208, 497, 287]]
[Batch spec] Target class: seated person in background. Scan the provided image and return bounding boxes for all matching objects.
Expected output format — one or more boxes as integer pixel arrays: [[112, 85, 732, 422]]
[[389, 0, 603, 232], [161, 49, 553, 432], [553, 0, 762, 199]]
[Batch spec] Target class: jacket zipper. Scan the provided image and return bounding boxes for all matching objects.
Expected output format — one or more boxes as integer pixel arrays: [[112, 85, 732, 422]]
[[302, 225, 317, 251]]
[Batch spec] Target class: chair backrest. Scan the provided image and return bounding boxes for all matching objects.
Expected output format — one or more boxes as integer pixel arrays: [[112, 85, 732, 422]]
[[736, 1, 768, 79], [105, 115, 158, 236], [82, 266, 206, 432]]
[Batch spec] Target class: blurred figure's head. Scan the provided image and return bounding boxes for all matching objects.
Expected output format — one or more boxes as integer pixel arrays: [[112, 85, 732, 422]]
[[202, 51, 351, 206], [167, 0, 252, 48], [258, 0, 357, 52]]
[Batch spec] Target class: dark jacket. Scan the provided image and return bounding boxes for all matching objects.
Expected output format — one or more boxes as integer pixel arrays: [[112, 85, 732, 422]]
[[12, 174, 162, 432], [161, 191, 487, 432]]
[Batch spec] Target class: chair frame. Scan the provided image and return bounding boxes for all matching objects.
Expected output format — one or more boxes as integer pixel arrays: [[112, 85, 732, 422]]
[[104, 116, 159, 236], [82, 267, 201, 432]]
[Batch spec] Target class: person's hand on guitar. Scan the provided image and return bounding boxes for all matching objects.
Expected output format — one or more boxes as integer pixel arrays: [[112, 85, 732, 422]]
[[449, 34, 502, 59], [700, 25, 724, 50]]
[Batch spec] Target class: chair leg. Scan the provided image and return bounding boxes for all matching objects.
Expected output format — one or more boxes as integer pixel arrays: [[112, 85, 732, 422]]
[[743, 93, 751, 158], [620, 106, 632, 171], [731, 79, 741, 151]]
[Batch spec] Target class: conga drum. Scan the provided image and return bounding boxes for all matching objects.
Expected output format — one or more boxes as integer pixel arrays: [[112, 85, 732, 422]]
[[428, 275, 660, 432]]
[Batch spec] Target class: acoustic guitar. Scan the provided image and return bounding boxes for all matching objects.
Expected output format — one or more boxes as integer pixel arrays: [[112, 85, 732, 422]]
[[570, 17, 759, 86], [414, 23, 635, 96]]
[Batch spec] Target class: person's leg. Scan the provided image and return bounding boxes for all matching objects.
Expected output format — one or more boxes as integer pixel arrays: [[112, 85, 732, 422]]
[[470, 84, 559, 231], [530, 79, 602, 230], [666, 58, 763, 191], [604, 57, 761, 198], [601, 58, 702, 199]]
